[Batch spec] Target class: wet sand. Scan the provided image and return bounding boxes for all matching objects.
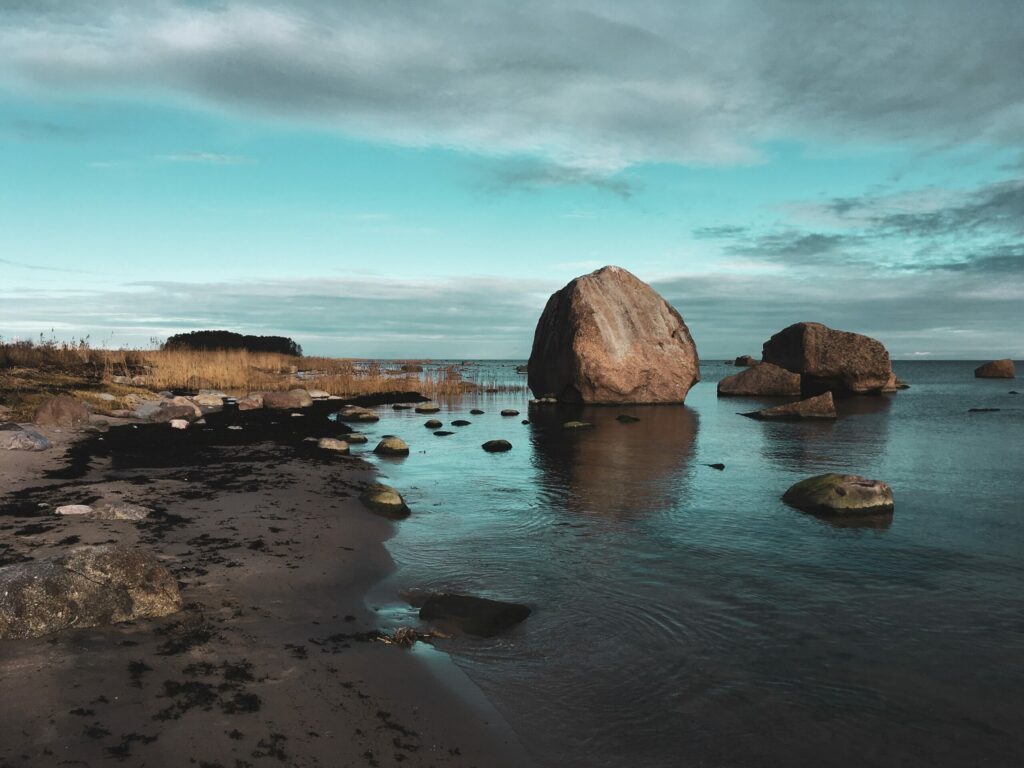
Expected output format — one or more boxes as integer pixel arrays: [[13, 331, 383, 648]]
[[0, 403, 532, 767]]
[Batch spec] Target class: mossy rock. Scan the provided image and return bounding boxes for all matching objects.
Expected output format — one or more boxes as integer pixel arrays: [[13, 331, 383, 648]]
[[373, 436, 409, 457], [783, 473, 894, 516], [359, 483, 410, 519]]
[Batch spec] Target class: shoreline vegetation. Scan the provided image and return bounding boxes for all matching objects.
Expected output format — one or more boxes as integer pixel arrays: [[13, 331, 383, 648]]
[[0, 338, 525, 422]]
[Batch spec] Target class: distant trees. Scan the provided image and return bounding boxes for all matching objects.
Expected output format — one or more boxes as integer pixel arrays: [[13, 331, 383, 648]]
[[162, 331, 303, 357]]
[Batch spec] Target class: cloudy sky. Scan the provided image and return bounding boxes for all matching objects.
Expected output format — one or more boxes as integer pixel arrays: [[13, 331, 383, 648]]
[[1, 0, 1022, 358]]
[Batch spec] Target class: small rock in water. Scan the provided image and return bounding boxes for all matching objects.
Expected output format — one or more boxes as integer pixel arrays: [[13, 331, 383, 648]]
[[169, 419, 189, 430], [783, 473, 894, 517], [424, 419, 443, 429], [55, 504, 93, 516], [563, 421, 594, 429], [500, 409, 520, 417], [705, 463, 726, 471], [433, 430, 455, 437], [616, 414, 640, 423], [413, 593, 530, 638], [451, 420, 472, 427], [470, 409, 485, 415], [482, 439, 512, 453], [374, 436, 410, 456], [521, 419, 530, 425], [1009, 391, 1020, 395], [415, 403, 441, 414], [318, 437, 350, 453], [968, 408, 1001, 413], [742, 392, 837, 421], [337, 406, 380, 423], [359, 483, 410, 519]]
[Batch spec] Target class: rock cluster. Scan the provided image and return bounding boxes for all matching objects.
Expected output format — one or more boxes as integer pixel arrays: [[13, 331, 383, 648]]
[[528, 266, 700, 404], [761, 322, 892, 395]]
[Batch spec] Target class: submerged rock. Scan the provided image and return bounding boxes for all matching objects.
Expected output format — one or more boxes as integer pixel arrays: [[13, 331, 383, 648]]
[[975, 359, 1015, 379], [527, 265, 700, 404], [500, 409, 520, 417], [762, 322, 892, 395], [482, 439, 512, 453], [718, 362, 802, 397], [742, 392, 837, 421], [318, 437, 350, 453], [374, 436, 410, 456], [451, 419, 472, 427], [470, 409, 485, 415], [433, 430, 455, 437], [0, 545, 182, 640], [359, 483, 410, 519], [615, 414, 641, 423], [33, 395, 90, 428], [783, 473, 894, 517], [414, 593, 531, 638], [563, 420, 594, 429]]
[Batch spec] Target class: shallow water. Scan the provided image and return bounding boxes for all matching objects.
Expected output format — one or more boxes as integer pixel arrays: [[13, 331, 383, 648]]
[[360, 361, 1024, 768]]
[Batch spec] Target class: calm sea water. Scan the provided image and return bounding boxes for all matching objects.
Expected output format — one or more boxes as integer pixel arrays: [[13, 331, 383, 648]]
[[359, 360, 1024, 768]]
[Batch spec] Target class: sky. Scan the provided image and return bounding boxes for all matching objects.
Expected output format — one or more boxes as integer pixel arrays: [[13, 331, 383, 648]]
[[0, 0, 1022, 359]]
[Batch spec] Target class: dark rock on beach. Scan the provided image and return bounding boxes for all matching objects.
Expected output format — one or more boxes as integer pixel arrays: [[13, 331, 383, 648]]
[[762, 322, 892, 395], [413, 593, 530, 638], [0, 545, 181, 640], [1, 424, 52, 451], [718, 362, 801, 397], [482, 440, 512, 453], [975, 359, 1015, 378], [527, 265, 700, 404], [33, 395, 90, 428], [743, 392, 837, 420], [783, 473, 894, 517]]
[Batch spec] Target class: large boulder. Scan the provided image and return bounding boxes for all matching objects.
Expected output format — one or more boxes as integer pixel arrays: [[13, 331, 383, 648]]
[[762, 322, 891, 395], [374, 436, 410, 457], [718, 362, 801, 397], [0, 545, 181, 640], [33, 395, 90, 428], [783, 473, 894, 517], [527, 266, 699, 404], [975, 359, 1015, 379], [742, 392, 837, 420]]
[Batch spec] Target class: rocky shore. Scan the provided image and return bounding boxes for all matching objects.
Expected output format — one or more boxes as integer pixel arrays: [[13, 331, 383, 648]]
[[0, 399, 532, 767]]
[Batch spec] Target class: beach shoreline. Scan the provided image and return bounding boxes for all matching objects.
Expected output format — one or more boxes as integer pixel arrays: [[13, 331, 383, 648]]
[[0, 405, 533, 767]]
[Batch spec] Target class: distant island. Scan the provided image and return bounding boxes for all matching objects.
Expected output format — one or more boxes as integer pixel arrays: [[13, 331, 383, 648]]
[[163, 330, 303, 356]]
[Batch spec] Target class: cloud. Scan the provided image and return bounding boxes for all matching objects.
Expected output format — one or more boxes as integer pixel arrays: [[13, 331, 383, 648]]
[[483, 159, 635, 198], [1, 118, 85, 141], [1, 1, 1022, 170], [0, 257, 103, 275], [157, 151, 253, 164]]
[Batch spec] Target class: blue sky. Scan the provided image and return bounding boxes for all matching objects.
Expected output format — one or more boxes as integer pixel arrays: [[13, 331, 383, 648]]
[[1, 1, 1022, 358]]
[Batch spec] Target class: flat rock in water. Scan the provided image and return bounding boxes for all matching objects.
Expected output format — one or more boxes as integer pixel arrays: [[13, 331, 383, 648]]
[[415, 403, 441, 414], [470, 409, 485, 415], [718, 362, 802, 397], [374, 436, 409, 456], [337, 405, 380, 423], [433, 430, 455, 436], [500, 409, 520, 417], [414, 593, 531, 638], [482, 439, 512, 452], [975, 359, 1015, 379], [762, 322, 892, 395], [358, 483, 410, 519], [783, 473, 894, 517], [451, 420, 472, 427], [742, 392, 837, 421], [527, 265, 699, 404], [0, 544, 181, 640]]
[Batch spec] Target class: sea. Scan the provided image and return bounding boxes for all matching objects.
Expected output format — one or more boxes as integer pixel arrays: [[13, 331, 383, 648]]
[[359, 360, 1024, 768]]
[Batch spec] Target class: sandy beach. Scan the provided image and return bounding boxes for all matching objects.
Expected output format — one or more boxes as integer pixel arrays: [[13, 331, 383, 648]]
[[0, 403, 533, 768]]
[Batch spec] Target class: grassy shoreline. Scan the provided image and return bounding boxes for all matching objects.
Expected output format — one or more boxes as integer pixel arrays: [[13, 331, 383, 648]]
[[0, 341, 520, 422]]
